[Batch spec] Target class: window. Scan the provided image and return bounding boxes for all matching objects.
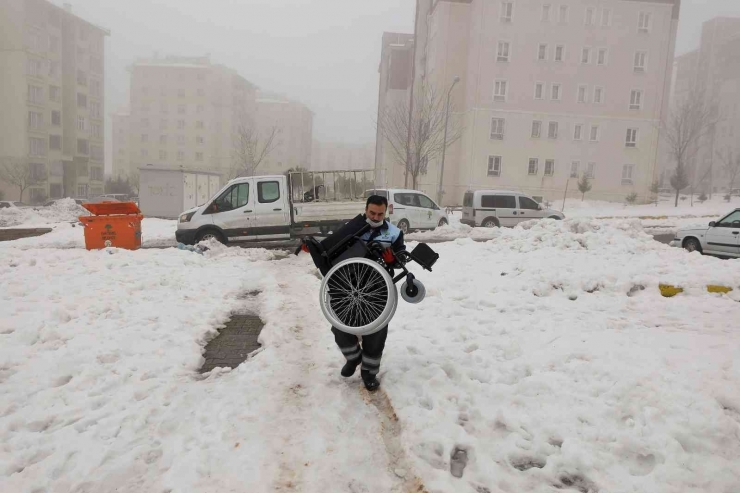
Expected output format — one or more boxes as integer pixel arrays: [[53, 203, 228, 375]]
[[630, 90, 643, 110], [417, 194, 435, 209], [197, 88, 205, 97], [28, 111, 44, 129], [578, 85, 588, 103], [589, 125, 600, 142], [177, 120, 186, 130], [215, 184, 249, 212], [49, 35, 59, 53], [548, 121, 559, 139], [488, 155, 502, 176], [481, 195, 516, 209], [91, 167, 104, 181], [197, 104, 204, 114], [544, 159, 555, 176], [541, 4, 551, 22], [638, 12, 651, 33], [141, 103, 150, 113], [49, 135, 61, 150], [90, 56, 102, 75], [494, 80, 507, 101], [554, 45, 564, 62], [573, 124, 583, 140], [51, 110, 61, 126], [196, 121, 204, 129], [160, 135, 167, 145], [159, 150, 167, 160], [520, 196, 540, 210], [634, 51, 647, 72], [177, 150, 185, 161], [141, 134, 148, 143], [717, 211, 740, 227], [195, 152, 203, 161], [178, 89, 185, 98], [27, 58, 45, 77], [587, 162, 596, 178], [622, 164, 635, 184], [28, 84, 44, 103], [531, 120, 542, 138], [538, 43, 548, 61], [91, 102, 101, 119], [626, 128, 638, 148], [141, 118, 150, 128], [551, 83, 561, 101], [594, 87, 604, 104], [77, 139, 88, 155], [91, 145, 103, 161], [177, 135, 185, 145], [77, 116, 86, 131], [49, 85, 60, 102], [48, 61, 59, 78], [77, 93, 87, 108], [90, 79, 102, 98], [178, 104, 186, 114], [497, 41, 510, 62], [585, 7, 595, 25], [258, 181, 280, 203], [161, 103, 169, 114], [77, 184, 88, 198], [490, 118, 505, 140], [528, 158, 539, 175], [535, 82, 544, 100], [559, 5, 569, 24], [91, 123, 102, 138], [160, 119, 168, 130], [581, 47, 591, 64], [602, 9, 612, 27], [597, 48, 607, 65], [141, 149, 149, 157], [570, 161, 580, 178], [77, 70, 87, 86], [28, 137, 46, 156], [196, 136, 205, 145], [500, 2, 513, 22]]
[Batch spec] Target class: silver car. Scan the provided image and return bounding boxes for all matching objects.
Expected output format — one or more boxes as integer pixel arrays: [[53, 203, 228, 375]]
[[670, 208, 740, 258], [461, 190, 565, 228]]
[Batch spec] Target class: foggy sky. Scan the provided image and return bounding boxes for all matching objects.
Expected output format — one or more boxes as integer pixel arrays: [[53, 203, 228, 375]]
[[50, 0, 740, 172]]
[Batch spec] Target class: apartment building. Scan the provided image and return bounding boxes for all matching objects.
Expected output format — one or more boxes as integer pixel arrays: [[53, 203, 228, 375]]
[[375, 32, 415, 189], [311, 141, 375, 172], [669, 17, 740, 194], [255, 92, 313, 174], [0, 0, 108, 202], [113, 55, 257, 182], [377, 0, 680, 205]]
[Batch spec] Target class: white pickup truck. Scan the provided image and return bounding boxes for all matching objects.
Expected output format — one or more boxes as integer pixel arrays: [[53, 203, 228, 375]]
[[175, 171, 373, 244]]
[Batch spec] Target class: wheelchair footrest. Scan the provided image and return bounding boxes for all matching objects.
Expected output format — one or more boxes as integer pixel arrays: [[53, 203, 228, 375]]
[[410, 243, 439, 271]]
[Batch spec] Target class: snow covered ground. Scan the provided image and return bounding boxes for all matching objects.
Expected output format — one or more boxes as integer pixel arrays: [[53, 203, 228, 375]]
[[0, 199, 90, 228], [1, 219, 739, 492]]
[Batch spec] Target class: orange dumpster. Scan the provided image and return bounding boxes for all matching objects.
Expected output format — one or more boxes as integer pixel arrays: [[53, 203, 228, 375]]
[[79, 202, 143, 250]]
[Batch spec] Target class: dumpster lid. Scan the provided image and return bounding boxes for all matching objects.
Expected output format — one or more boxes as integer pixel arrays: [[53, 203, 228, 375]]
[[82, 201, 141, 216]]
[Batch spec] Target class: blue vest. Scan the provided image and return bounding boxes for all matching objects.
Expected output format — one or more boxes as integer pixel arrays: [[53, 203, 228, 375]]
[[359, 221, 402, 247]]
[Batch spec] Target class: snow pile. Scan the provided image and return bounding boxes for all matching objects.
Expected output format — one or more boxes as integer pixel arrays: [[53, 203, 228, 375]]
[[0, 199, 89, 228]]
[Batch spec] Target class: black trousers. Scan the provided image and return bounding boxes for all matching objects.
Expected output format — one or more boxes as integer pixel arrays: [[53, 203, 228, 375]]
[[332, 326, 388, 378]]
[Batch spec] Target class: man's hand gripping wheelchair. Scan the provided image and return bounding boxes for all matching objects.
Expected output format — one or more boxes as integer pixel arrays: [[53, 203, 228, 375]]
[[296, 224, 439, 336]]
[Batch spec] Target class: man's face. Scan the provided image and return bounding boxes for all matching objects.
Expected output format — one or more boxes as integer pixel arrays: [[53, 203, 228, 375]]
[[366, 203, 387, 222]]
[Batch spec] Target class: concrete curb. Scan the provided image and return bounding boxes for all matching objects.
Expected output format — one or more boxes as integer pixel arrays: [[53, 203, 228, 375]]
[[659, 283, 734, 298]]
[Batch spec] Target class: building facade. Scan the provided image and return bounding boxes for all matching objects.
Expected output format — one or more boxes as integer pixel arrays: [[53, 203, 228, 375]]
[[377, 0, 680, 205], [0, 0, 108, 202], [255, 92, 314, 174], [112, 55, 257, 183], [311, 141, 374, 172], [669, 17, 740, 194]]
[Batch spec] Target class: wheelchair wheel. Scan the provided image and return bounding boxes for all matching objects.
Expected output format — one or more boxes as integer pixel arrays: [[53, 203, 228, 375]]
[[320, 257, 398, 336]]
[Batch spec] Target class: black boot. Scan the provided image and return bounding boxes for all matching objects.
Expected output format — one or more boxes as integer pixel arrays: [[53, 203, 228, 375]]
[[341, 360, 360, 377], [361, 370, 380, 391]]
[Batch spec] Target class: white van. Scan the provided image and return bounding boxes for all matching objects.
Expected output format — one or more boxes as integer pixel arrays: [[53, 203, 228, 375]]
[[364, 189, 448, 234], [461, 190, 564, 227]]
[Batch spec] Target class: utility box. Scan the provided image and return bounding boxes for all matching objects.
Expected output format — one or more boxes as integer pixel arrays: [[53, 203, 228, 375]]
[[139, 166, 221, 219]]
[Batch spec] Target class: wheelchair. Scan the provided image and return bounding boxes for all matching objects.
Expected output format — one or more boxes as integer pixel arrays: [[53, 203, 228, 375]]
[[297, 223, 439, 336]]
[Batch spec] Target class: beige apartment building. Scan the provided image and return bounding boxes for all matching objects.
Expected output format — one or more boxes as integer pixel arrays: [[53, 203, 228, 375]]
[[669, 17, 740, 194], [0, 0, 108, 202], [311, 141, 374, 172], [377, 0, 680, 205], [112, 55, 257, 182], [255, 92, 313, 174]]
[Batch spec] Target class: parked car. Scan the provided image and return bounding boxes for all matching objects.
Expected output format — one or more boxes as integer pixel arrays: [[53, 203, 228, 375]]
[[0, 201, 29, 209], [177, 170, 374, 245], [363, 189, 448, 234], [42, 198, 87, 206], [460, 190, 565, 227], [670, 208, 740, 258]]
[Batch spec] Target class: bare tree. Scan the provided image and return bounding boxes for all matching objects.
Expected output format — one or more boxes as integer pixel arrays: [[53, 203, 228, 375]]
[[128, 170, 140, 195], [661, 85, 718, 207], [0, 157, 41, 202], [377, 85, 462, 190], [231, 122, 280, 179], [716, 147, 740, 202]]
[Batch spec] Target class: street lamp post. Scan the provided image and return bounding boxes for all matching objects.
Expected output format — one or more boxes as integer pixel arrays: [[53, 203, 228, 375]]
[[438, 76, 460, 205]]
